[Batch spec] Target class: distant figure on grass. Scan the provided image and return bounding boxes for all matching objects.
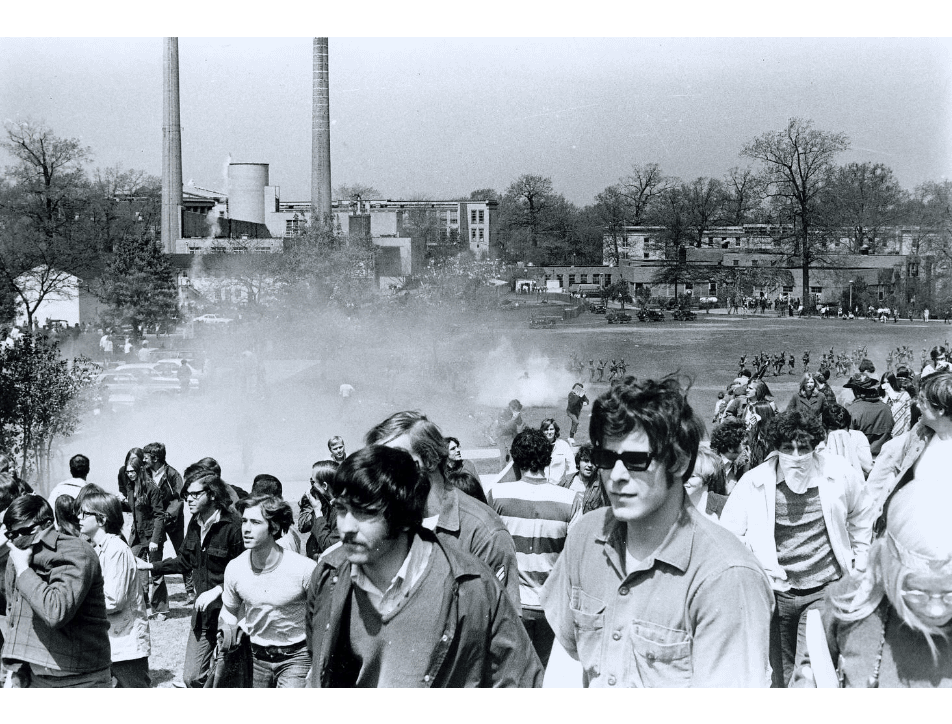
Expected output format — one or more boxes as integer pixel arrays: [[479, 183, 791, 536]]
[[565, 382, 589, 444], [488, 428, 581, 668], [305, 445, 542, 687]]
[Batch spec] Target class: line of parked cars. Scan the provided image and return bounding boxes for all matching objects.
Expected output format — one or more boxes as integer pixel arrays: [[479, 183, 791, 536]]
[[97, 358, 203, 412]]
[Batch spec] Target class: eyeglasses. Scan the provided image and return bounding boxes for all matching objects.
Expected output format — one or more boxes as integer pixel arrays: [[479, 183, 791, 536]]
[[901, 590, 952, 606], [185, 489, 206, 499], [7, 522, 39, 539], [590, 449, 655, 472], [78, 510, 98, 519]]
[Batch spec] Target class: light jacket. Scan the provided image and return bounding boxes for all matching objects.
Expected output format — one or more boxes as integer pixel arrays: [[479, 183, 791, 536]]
[[865, 422, 934, 530], [94, 533, 150, 662], [720, 453, 875, 591], [305, 528, 543, 688]]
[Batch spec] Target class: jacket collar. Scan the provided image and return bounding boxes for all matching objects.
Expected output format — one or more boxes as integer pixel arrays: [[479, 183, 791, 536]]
[[593, 504, 694, 576], [435, 484, 461, 534]]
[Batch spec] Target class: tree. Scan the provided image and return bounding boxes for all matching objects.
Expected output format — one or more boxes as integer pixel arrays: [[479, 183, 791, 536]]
[[0, 331, 99, 491], [86, 165, 161, 254], [98, 236, 179, 337], [593, 185, 632, 266], [724, 166, 762, 225], [683, 177, 729, 247], [742, 118, 850, 308], [619, 163, 673, 225], [826, 162, 904, 253], [648, 185, 693, 299], [468, 188, 500, 202], [0, 121, 99, 328], [333, 183, 381, 201], [502, 174, 554, 253]]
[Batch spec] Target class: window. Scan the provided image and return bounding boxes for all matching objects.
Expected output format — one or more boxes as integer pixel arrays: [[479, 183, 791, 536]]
[[478, 210, 484, 224], [471, 228, 477, 240], [878, 290, 885, 300], [569, 275, 576, 286], [684, 283, 694, 291], [733, 260, 739, 266], [634, 282, 644, 291], [709, 282, 717, 295], [605, 274, 612, 285], [471, 210, 477, 224], [556, 274, 563, 286], [751, 259, 759, 266], [580, 274, 588, 284], [478, 228, 484, 240], [284, 218, 304, 237], [810, 286, 823, 294], [643, 251, 650, 259], [783, 286, 794, 293], [734, 239, 742, 247], [909, 263, 919, 277], [449, 210, 458, 225], [592, 274, 601, 285]]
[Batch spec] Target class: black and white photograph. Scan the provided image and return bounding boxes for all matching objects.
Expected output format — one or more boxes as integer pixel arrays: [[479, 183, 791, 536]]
[[1, 14, 951, 692]]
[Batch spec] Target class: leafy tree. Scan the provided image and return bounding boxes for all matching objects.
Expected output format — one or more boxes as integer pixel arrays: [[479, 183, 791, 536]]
[[0, 331, 99, 491], [468, 188, 500, 202], [724, 166, 762, 225], [0, 121, 99, 327], [98, 236, 178, 337], [502, 174, 554, 255], [742, 117, 850, 308], [826, 162, 904, 253], [683, 177, 729, 247], [86, 165, 161, 254]]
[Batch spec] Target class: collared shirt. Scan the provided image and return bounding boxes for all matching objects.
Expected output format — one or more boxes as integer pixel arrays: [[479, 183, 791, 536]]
[[199, 508, 221, 546], [350, 534, 433, 617], [541, 504, 773, 687], [47, 478, 86, 503]]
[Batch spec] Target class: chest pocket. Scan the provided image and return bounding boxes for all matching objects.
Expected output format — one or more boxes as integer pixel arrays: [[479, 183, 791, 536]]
[[629, 619, 692, 687], [569, 586, 605, 673]]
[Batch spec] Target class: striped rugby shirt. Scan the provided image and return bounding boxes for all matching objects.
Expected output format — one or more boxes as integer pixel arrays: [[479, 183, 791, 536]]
[[487, 471, 582, 610]]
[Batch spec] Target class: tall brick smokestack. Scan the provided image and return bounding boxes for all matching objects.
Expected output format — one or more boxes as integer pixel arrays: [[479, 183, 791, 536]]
[[162, 37, 183, 253], [311, 37, 332, 226]]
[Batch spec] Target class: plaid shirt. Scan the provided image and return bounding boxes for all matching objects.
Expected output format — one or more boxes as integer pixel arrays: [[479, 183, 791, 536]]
[[2, 527, 111, 673]]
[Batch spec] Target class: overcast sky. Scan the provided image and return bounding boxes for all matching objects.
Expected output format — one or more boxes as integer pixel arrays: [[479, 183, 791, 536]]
[[2, 34, 950, 206]]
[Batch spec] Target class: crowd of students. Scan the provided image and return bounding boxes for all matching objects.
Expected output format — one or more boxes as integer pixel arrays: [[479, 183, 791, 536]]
[[1, 358, 950, 688]]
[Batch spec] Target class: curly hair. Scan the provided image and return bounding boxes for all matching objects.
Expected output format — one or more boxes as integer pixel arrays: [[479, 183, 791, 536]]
[[710, 418, 746, 455], [236, 494, 295, 539], [589, 374, 704, 484], [510, 428, 554, 475], [822, 403, 852, 432], [574, 443, 594, 468], [765, 409, 826, 451]]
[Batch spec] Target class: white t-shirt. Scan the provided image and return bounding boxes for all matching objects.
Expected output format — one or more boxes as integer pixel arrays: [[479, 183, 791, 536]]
[[47, 479, 86, 503], [222, 549, 317, 646]]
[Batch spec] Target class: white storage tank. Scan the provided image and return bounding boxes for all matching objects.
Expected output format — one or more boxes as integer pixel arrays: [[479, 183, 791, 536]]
[[228, 163, 269, 224]]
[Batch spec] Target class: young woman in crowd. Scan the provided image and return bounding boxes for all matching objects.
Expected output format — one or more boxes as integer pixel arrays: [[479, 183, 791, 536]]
[[787, 373, 826, 420], [539, 418, 576, 486], [75, 486, 152, 688]]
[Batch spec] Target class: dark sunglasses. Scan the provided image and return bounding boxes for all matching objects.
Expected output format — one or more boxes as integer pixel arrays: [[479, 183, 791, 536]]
[[8, 522, 39, 538], [591, 449, 654, 472]]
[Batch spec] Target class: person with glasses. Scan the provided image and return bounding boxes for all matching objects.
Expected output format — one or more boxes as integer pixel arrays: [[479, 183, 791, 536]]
[[868, 371, 952, 532], [721, 409, 875, 687], [136, 471, 242, 688], [540, 375, 773, 687], [791, 481, 952, 687], [75, 486, 151, 688], [0, 494, 111, 687]]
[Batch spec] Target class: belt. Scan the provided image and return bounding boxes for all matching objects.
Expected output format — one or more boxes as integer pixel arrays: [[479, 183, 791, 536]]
[[785, 582, 829, 597], [251, 640, 307, 661]]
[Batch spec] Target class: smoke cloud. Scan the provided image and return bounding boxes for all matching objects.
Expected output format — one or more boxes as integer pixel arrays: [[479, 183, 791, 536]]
[[474, 337, 575, 409]]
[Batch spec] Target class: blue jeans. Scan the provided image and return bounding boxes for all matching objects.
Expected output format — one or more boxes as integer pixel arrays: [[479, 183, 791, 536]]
[[770, 585, 829, 687], [251, 643, 311, 688], [183, 626, 217, 688]]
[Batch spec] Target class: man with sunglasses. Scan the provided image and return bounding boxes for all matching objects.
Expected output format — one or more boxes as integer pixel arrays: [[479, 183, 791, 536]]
[[540, 375, 773, 687], [1, 494, 111, 687]]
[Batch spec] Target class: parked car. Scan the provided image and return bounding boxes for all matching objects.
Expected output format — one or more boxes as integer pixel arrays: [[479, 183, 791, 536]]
[[672, 307, 697, 321], [113, 362, 201, 393], [699, 296, 719, 306], [193, 313, 233, 324], [638, 307, 665, 322], [606, 311, 632, 324]]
